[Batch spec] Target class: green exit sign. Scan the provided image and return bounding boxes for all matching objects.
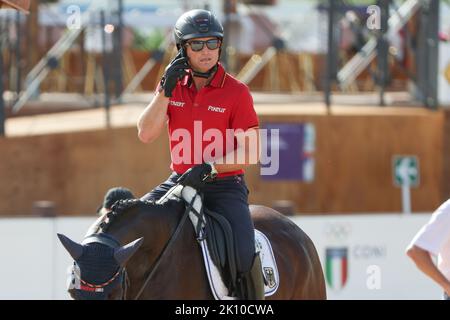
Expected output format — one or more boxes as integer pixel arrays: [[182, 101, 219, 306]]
[[393, 156, 419, 187]]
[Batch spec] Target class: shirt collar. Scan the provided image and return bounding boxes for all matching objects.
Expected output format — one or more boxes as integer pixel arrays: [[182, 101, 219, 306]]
[[208, 63, 226, 88]]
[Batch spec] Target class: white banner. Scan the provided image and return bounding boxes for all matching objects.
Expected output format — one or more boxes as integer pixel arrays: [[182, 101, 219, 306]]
[[0, 214, 442, 300], [292, 214, 442, 300]]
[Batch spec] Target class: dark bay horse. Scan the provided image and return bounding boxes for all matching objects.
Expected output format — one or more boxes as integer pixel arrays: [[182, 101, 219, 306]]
[[58, 187, 326, 300]]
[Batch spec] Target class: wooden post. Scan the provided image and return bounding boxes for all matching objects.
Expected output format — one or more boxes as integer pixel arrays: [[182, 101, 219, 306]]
[[26, 0, 38, 74]]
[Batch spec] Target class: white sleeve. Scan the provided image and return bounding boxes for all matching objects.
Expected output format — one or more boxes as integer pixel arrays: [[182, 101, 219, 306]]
[[409, 199, 450, 256]]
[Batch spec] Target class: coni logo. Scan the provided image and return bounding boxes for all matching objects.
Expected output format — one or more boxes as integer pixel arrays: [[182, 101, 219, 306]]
[[325, 248, 382, 292]]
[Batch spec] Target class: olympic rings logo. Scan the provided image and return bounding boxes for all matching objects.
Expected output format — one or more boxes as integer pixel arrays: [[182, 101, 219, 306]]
[[324, 222, 352, 241]]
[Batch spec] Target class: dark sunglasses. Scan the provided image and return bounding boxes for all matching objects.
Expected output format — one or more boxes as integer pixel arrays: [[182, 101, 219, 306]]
[[186, 39, 221, 52]]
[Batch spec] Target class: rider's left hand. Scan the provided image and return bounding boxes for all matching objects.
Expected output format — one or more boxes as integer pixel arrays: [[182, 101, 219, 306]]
[[176, 163, 218, 190]]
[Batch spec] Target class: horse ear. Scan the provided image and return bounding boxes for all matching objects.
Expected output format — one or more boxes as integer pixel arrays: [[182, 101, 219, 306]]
[[114, 237, 144, 267], [57, 233, 83, 260]]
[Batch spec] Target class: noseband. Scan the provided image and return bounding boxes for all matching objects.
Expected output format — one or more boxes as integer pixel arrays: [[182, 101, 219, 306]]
[[72, 261, 126, 293]]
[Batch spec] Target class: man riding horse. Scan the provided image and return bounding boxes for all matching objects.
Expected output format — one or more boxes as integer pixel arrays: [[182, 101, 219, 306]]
[[137, 9, 264, 300], [57, 9, 326, 301]]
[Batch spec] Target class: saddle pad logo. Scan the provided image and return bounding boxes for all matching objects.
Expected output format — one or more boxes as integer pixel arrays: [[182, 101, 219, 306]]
[[263, 267, 276, 289]]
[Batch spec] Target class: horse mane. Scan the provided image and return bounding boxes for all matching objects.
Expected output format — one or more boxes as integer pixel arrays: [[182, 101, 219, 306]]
[[98, 199, 145, 232], [96, 197, 185, 234]]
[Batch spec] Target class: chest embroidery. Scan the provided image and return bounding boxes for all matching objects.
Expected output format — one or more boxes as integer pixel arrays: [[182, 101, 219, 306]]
[[207, 106, 226, 113]]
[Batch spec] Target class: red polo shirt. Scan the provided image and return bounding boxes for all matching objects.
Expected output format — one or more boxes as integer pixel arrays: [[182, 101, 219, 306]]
[[166, 63, 259, 177]]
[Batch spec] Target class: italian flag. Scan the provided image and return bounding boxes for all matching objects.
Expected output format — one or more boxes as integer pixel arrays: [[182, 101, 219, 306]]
[[326, 248, 348, 291]]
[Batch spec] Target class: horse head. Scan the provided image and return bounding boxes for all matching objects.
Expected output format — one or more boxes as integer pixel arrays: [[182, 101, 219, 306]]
[[57, 233, 143, 300], [57, 197, 190, 300]]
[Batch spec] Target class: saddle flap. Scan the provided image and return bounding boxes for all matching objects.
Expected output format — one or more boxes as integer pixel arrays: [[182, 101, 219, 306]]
[[204, 216, 225, 268], [200, 229, 280, 300], [203, 207, 238, 290]]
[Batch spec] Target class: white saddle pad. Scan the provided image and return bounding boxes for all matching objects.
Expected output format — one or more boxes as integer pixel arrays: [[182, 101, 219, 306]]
[[199, 228, 279, 300], [158, 185, 279, 300]]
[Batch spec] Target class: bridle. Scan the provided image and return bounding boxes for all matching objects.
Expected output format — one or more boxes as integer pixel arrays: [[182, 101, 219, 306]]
[[72, 261, 127, 294]]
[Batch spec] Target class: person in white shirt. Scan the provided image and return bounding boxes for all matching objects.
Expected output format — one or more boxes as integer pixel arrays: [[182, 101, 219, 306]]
[[406, 199, 450, 299]]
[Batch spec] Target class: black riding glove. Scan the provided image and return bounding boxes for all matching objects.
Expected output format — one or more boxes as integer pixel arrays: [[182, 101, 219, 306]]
[[177, 163, 218, 190], [159, 50, 189, 97]]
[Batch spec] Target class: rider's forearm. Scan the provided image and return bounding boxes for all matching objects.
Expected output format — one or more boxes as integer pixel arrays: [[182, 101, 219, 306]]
[[213, 146, 252, 174], [210, 132, 260, 174], [137, 92, 169, 144], [406, 245, 450, 290]]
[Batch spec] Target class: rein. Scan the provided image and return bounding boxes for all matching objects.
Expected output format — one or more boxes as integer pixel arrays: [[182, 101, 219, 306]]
[[132, 190, 198, 300]]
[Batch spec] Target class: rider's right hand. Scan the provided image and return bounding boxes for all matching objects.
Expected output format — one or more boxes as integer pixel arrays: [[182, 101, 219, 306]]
[[176, 163, 217, 190], [159, 50, 189, 98]]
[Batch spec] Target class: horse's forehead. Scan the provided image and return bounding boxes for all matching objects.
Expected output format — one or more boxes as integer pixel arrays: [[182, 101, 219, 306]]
[[76, 244, 118, 278], [80, 243, 115, 261]]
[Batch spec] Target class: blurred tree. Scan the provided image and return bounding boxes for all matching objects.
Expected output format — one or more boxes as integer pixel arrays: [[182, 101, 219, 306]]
[[132, 29, 165, 51]]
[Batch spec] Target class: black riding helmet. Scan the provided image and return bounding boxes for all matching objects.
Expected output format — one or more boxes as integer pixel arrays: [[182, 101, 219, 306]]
[[174, 9, 224, 47], [174, 9, 224, 78]]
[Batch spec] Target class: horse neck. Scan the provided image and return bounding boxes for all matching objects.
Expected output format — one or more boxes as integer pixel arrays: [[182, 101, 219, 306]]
[[107, 203, 182, 248], [139, 213, 212, 299], [120, 202, 211, 299], [106, 203, 186, 286]]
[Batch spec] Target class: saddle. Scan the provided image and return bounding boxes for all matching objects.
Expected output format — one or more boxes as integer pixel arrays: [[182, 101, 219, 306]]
[[201, 206, 239, 295], [157, 184, 279, 299]]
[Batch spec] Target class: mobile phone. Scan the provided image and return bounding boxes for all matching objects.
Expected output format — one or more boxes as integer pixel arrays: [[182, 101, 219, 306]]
[[179, 47, 187, 58], [178, 47, 191, 69]]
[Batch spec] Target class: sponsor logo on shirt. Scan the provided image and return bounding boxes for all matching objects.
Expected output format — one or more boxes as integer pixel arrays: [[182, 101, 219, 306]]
[[170, 101, 185, 107], [208, 106, 226, 113]]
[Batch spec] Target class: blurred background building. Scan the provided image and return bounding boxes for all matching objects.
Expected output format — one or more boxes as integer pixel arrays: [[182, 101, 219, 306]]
[[1, 0, 449, 117], [1, 0, 449, 215], [0, 0, 449, 213]]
